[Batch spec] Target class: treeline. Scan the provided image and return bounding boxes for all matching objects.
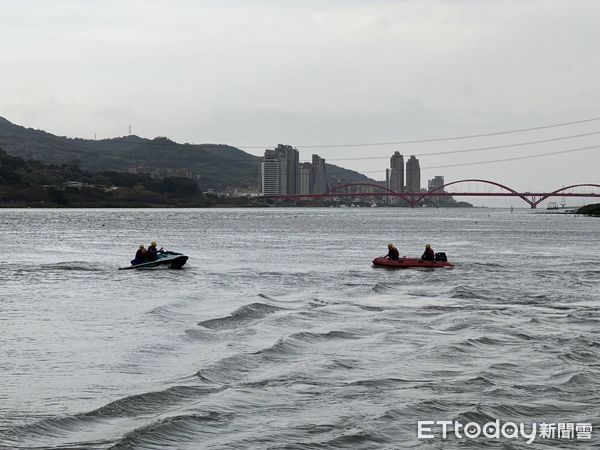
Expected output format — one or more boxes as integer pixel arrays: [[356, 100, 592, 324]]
[[0, 148, 199, 194], [0, 149, 257, 207], [576, 204, 600, 216]]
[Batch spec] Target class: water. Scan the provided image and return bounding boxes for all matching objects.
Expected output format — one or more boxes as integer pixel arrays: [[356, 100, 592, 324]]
[[0, 208, 598, 449]]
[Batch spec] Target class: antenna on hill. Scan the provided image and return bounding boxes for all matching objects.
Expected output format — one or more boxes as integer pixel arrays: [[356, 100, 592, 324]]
[[128, 125, 132, 136], [94, 133, 97, 140]]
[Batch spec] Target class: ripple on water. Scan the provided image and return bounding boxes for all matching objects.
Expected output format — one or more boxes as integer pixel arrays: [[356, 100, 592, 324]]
[[2, 208, 600, 448]]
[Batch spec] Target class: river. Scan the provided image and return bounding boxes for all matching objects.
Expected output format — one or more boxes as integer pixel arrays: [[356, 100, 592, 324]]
[[0, 208, 598, 449]]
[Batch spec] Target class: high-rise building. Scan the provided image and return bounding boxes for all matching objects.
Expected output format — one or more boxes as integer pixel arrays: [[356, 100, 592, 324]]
[[310, 154, 327, 194], [299, 162, 312, 195], [261, 147, 326, 196], [428, 175, 445, 203], [260, 144, 300, 195], [261, 149, 286, 195], [389, 151, 404, 192], [385, 168, 393, 205], [428, 176, 444, 192], [406, 155, 421, 192], [276, 144, 299, 195]]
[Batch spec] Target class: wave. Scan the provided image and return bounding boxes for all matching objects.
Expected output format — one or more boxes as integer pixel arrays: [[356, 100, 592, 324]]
[[326, 358, 359, 370], [308, 297, 334, 308], [316, 427, 387, 449], [195, 329, 361, 384], [557, 337, 600, 365], [40, 261, 105, 272], [107, 412, 230, 450], [372, 282, 396, 293], [197, 302, 287, 329], [241, 375, 324, 390], [3, 385, 223, 446], [348, 377, 430, 388], [454, 409, 498, 425], [470, 262, 504, 268], [183, 328, 215, 341], [479, 401, 568, 420], [90, 385, 220, 418], [1, 414, 98, 444], [404, 399, 459, 416], [3, 261, 105, 273], [255, 330, 361, 362], [560, 370, 600, 389], [147, 303, 195, 323], [195, 352, 264, 385], [449, 285, 483, 299], [463, 336, 506, 347]]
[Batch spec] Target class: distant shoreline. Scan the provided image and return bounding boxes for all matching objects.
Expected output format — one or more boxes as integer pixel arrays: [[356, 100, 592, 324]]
[[576, 203, 600, 216], [0, 203, 479, 209]]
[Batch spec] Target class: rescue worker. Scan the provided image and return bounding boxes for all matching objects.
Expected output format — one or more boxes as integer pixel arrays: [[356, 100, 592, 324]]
[[147, 241, 159, 261], [421, 243, 435, 261], [385, 243, 400, 261], [131, 245, 147, 265]]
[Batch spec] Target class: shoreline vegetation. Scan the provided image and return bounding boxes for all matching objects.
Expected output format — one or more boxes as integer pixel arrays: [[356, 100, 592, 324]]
[[0, 148, 263, 208], [576, 204, 600, 216]]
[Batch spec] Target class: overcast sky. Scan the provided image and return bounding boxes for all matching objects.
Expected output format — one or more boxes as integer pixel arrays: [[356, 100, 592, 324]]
[[1, 0, 599, 202]]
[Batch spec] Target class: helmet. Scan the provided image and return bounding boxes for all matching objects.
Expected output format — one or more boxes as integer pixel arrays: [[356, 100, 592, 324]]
[[425, 244, 431, 248], [151, 241, 157, 246], [388, 243, 394, 249]]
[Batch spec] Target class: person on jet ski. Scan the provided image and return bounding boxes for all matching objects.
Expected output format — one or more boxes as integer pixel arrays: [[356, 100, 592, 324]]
[[131, 245, 147, 265], [421, 244, 435, 261], [147, 241, 160, 261], [385, 243, 400, 261]]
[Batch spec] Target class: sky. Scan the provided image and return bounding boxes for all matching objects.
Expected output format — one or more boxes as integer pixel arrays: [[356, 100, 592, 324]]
[[1, 0, 600, 204]]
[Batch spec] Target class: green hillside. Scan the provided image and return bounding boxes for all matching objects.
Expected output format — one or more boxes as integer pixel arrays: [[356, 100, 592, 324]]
[[0, 116, 375, 190], [0, 148, 262, 207]]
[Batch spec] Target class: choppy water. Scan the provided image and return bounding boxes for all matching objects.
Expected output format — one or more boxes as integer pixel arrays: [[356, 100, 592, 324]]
[[0, 208, 598, 449]]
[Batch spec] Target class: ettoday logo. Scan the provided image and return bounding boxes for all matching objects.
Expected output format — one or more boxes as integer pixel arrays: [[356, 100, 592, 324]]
[[417, 420, 593, 444]]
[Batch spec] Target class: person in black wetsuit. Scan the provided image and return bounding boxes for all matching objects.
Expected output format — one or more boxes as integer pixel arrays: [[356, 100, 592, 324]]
[[131, 245, 147, 265], [385, 243, 400, 261], [421, 244, 435, 261]]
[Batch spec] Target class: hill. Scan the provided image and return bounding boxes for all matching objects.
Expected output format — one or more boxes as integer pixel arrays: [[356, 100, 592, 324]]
[[0, 116, 375, 190], [0, 148, 262, 207]]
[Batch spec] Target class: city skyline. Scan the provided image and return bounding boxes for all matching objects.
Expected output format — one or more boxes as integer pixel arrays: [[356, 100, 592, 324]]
[[263, 146, 452, 197]]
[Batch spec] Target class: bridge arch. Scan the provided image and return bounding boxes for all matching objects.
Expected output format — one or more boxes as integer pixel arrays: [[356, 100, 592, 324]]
[[416, 178, 535, 207], [532, 183, 600, 207]]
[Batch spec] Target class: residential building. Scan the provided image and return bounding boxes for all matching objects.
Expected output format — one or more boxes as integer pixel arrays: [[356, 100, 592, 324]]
[[299, 162, 312, 195], [389, 151, 404, 192], [428, 176, 444, 192], [310, 154, 327, 194], [261, 149, 286, 195], [428, 175, 449, 203], [406, 155, 421, 192], [277, 144, 299, 195], [260, 144, 300, 195]]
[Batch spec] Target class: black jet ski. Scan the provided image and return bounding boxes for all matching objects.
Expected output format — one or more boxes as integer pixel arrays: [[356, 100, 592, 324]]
[[119, 250, 188, 270]]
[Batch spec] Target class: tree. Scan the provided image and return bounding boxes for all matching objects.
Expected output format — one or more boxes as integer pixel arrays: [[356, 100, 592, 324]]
[[160, 176, 199, 196]]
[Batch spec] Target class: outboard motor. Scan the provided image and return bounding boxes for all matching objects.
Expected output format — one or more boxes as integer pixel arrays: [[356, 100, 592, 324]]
[[434, 252, 448, 262]]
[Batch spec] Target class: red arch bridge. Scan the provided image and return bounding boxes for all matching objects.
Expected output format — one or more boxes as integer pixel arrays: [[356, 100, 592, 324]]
[[264, 180, 600, 208]]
